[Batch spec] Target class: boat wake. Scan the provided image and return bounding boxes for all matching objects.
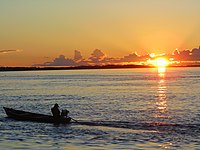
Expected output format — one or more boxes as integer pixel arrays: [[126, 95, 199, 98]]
[[72, 120, 200, 133]]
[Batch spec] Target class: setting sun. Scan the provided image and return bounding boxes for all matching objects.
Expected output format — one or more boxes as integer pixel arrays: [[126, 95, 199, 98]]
[[155, 58, 169, 67], [148, 58, 169, 67]]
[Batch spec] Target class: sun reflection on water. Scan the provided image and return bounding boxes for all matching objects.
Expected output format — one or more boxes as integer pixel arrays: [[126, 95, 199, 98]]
[[154, 67, 170, 120], [158, 67, 166, 78]]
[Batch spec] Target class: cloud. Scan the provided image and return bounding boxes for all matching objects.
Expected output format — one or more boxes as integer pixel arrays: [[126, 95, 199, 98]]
[[74, 50, 83, 61], [120, 53, 140, 62], [90, 49, 106, 59], [34, 54, 89, 66], [35, 49, 146, 67], [43, 55, 76, 66], [34, 46, 200, 67], [89, 49, 107, 64], [35, 49, 109, 66], [172, 47, 200, 61], [0, 49, 23, 54]]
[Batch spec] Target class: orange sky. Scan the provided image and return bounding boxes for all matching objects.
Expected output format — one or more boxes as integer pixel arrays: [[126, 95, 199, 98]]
[[0, 0, 200, 66]]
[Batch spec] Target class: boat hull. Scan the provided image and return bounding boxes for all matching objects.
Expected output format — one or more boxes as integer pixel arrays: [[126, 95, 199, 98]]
[[3, 107, 71, 124]]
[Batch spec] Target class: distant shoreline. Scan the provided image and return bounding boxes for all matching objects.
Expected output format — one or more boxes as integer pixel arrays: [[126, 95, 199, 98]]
[[1, 64, 200, 72]]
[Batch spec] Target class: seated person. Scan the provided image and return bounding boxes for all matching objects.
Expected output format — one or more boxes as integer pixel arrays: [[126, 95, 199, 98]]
[[61, 109, 69, 118], [51, 103, 60, 117]]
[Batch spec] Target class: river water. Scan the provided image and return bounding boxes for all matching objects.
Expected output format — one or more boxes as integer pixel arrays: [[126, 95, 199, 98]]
[[0, 67, 200, 149]]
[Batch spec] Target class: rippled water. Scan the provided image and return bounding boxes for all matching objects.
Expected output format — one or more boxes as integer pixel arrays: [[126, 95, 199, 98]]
[[0, 68, 200, 149]]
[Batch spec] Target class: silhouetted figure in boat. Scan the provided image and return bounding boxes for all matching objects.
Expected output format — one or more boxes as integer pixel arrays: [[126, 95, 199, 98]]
[[61, 109, 69, 118], [51, 103, 61, 119]]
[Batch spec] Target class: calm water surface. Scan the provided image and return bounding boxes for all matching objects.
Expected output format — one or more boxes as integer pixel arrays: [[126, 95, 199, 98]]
[[0, 68, 200, 149]]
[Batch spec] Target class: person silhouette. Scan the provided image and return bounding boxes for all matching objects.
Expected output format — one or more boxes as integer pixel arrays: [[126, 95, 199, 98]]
[[61, 109, 69, 118], [51, 103, 60, 118]]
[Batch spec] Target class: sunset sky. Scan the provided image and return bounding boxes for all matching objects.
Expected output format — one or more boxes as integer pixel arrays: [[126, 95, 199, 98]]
[[1, 0, 200, 66]]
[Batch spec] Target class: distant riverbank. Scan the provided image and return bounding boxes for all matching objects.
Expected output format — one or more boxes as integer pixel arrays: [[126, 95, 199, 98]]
[[1, 64, 200, 72], [0, 65, 151, 72]]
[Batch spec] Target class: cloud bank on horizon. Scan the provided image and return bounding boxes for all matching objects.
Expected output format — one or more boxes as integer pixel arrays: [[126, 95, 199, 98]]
[[33, 46, 200, 67]]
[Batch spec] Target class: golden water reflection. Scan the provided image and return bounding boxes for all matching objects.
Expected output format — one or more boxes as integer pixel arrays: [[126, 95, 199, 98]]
[[155, 67, 169, 119], [158, 67, 166, 78]]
